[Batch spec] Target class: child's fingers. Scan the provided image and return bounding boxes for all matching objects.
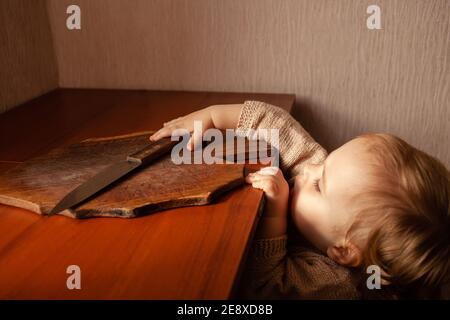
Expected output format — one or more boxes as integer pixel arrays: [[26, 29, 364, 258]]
[[247, 171, 284, 195], [244, 173, 255, 184], [246, 173, 276, 188], [249, 180, 266, 191], [163, 117, 183, 127], [150, 127, 172, 141], [257, 166, 282, 176], [150, 125, 186, 141], [248, 178, 278, 196], [246, 172, 270, 182], [172, 128, 190, 137], [245, 172, 257, 183], [246, 171, 277, 183]]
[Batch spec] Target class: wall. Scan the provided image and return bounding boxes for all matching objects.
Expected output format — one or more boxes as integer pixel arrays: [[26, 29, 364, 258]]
[[0, 0, 58, 113], [39, 1, 450, 167]]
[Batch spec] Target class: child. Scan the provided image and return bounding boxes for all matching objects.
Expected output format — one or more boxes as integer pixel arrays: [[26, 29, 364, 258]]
[[150, 101, 450, 299]]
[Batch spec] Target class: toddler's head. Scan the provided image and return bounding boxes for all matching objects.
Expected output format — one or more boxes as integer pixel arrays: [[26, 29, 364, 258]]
[[290, 133, 449, 295]]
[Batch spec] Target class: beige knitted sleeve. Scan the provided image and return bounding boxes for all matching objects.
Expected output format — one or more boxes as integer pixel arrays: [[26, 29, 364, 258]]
[[236, 100, 327, 179]]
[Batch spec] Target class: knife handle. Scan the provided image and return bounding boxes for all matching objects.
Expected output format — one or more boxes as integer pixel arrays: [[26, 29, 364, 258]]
[[127, 138, 177, 166]]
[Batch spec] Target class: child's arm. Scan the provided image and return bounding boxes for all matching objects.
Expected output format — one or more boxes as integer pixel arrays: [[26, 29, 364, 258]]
[[242, 169, 359, 299], [242, 167, 359, 299], [245, 166, 289, 239], [150, 104, 243, 149]]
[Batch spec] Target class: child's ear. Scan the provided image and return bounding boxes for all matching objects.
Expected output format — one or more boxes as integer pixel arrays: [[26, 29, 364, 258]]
[[326, 242, 362, 267]]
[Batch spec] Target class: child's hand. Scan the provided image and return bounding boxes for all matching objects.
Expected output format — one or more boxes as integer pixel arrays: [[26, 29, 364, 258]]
[[246, 167, 289, 217], [150, 107, 214, 150], [150, 104, 243, 150]]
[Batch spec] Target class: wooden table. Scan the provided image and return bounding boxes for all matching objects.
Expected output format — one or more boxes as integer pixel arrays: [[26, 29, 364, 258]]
[[0, 89, 294, 299]]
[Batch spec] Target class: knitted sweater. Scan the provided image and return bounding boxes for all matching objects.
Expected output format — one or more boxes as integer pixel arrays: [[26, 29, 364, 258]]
[[237, 100, 327, 180], [236, 100, 360, 300]]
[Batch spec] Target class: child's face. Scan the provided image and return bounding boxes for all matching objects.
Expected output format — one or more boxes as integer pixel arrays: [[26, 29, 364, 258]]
[[290, 138, 375, 260]]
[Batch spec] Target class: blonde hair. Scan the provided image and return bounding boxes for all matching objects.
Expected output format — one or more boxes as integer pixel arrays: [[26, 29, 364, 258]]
[[347, 133, 450, 298]]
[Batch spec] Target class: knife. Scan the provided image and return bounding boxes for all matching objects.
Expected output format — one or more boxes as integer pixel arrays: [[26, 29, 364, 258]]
[[48, 138, 177, 216]]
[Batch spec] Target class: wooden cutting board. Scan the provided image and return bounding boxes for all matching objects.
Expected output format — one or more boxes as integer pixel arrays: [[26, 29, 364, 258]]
[[0, 131, 250, 218]]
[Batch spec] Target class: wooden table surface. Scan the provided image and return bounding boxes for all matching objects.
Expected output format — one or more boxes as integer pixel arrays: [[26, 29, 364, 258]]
[[0, 89, 294, 299]]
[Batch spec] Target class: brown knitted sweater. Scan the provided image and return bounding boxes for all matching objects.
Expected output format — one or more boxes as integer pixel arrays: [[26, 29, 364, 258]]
[[236, 100, 360, 300]]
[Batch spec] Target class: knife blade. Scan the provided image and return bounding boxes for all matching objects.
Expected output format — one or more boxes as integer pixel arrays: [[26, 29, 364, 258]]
[[48, 137, 177, 216]]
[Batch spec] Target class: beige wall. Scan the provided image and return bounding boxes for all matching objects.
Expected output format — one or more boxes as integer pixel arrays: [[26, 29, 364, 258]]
[[0, 0, 58, 113], [46, 0, 450, 167], [2, 0, 448, 167]]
